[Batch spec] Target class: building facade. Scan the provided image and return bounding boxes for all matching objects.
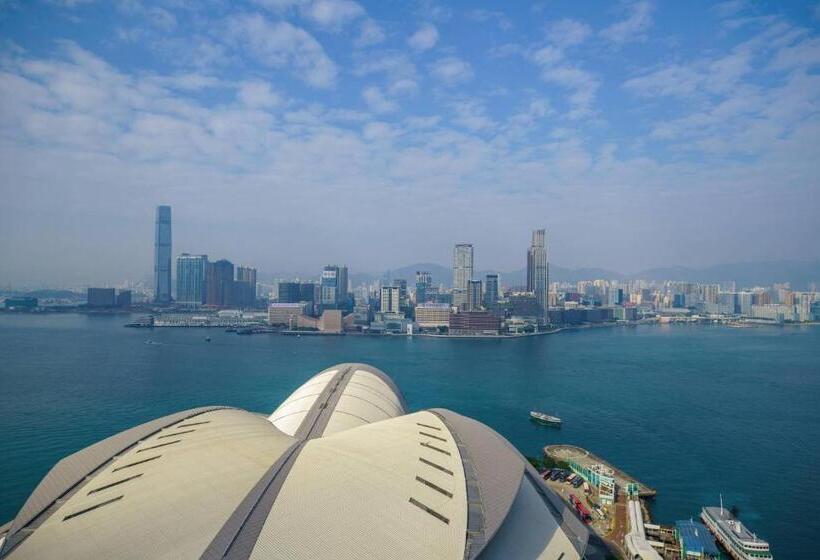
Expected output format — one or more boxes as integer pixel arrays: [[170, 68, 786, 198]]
[[452, 243, 473, 310], [87, 288, 116, 307], [176, 254, 208, 306], [484, 274, 499, 307], [206, 259, 234, 307], [415, 303, 450, 329], [380, 286, 400, 314], [527, 229, 548, 319], [235, 266, 257, 308], [153, 205, 172, 304], [467, 280, 483, 311], [449, 310, 500, 335]]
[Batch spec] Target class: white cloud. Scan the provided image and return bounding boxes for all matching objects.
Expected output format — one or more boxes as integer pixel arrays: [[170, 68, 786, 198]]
[[408, 23, 439, 52], [430, 56, 473, 85], [545, 18, 591, 47], [468, 9, 512, 31], [355, 18, 386, 47], [362, 86, 398, 113], [226, 14, 337, 88], [451, 99, 494, 131], [601, 1, 653, 44], [300, 0, 364, 29], [388, 78, 417, 95], [237, 81, 282, 108]]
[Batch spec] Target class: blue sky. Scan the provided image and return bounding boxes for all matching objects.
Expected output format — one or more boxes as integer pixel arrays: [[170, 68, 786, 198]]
[[0, 0, 819, 285]]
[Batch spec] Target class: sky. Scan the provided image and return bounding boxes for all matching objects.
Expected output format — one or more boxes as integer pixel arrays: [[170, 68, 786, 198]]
[[0, 0, 819, 286]]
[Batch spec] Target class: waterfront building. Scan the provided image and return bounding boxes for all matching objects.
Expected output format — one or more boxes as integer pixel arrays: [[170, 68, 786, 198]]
[[393, 279, 408, 311], [235, 266, 257, 308], [300, 282, 317, 304], [320, 265, 348, 309], [277, 282, 301, 304], [176, 254, 208, 306], [86, 288, 116, 307], [116, 290, 132, 307], [268, 303, 309, 326], [414, 303, 450, 330], [415, 271, 432, 304], [380, 286, 401, 314], [206, 259, 234, 307], [3, 297, 38, 310], [527, 229, 548, 319], [449, 310, 500, 335], [153, 205, 172, 304], [484, 274, 499, 307], [675, 520, 720, 560], [509, 292, 540, 318], [452, 243, 473, 310], [467, 280, 483, 311]]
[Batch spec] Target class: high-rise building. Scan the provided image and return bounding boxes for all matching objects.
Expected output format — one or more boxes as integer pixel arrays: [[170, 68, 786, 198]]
[[235, 266, 257, 308], [278, 282, 301, 303], [153, 205, 172, 304], [87, 288, 116, 307], [453, 243, 473, 310], [467, 280, 483, 311], [415, 271, 432, 304], [206, 259, 234, 307], [116, 290, 132, 307], [321, 265, 349, 309], [484, 274, 499, 307], [380, 286, 400, 314], [176, 254, 208, 306], [527, 229, 548, 319], [393, 279, 407, 311]]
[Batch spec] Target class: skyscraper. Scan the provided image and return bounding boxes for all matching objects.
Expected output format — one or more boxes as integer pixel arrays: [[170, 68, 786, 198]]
[[527, 229, 549, 319], [467, 280, 483, 311], [415, 271, 432, 304], [206, 259, 234, 307], [453, 243, 473, 310], [380, 286, 400, 314], [153, 206, 172, 304], [176, 253, 208, 306], [321, 265, 349, 309], [235, 266, 257, 308], [484, 273, 499, 308]]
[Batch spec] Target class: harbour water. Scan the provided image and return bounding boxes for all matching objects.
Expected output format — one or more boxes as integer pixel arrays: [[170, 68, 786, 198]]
[[0, 314, 817, 558]]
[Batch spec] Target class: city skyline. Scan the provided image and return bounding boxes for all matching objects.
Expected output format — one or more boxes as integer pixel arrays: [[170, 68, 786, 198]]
[[1, 1, 819, 286]]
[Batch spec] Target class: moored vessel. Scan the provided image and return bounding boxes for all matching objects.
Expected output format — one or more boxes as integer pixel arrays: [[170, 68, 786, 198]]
[[701, 502, 772, 560]]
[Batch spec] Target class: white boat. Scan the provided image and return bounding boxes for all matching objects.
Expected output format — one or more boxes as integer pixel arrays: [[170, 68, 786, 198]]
[[701, 501, 773, 560], [529, 411, 562, 426]]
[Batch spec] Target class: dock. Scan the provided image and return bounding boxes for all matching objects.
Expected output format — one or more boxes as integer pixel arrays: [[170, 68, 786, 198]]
[[545, 444, 656, 497]]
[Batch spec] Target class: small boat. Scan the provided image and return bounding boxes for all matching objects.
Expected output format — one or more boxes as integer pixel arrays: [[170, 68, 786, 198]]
[[530, 411, 562, 426], [205, 336, 211, 342]]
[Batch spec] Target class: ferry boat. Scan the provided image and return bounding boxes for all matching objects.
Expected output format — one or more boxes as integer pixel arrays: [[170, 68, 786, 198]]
[[701, 502, 773, 560], [529, 411, 562, 426]]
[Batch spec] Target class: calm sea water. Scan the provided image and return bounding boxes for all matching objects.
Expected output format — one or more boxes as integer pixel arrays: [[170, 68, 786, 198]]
[[0, 314, 817, 558]]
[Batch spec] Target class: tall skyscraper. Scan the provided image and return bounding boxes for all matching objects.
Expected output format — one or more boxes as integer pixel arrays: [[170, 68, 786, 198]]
[[527, 229, 549, 319], [176, 253, 208, 306], [278, 282, 301, 303], [415, 271, 432, 304], [153, 206, 172, 304], [321, 265, 349, 309], [206, 259, 234, 307], [484, 274, 499, 307], [235, 266, 257, 308], [453, 243, 473, 310], [467, 280, 483, 311], [380, 286, 400, 314]]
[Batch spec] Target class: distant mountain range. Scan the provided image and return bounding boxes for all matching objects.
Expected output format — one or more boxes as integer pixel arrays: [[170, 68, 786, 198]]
[[350, 260, 820, 290]]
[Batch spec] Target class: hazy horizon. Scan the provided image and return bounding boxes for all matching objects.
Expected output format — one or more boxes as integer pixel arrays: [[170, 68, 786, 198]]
[[1, 1, 819, 286]]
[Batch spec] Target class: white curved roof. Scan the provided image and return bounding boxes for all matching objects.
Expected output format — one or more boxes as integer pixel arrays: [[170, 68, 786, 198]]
[[1, 363, 598, 560]]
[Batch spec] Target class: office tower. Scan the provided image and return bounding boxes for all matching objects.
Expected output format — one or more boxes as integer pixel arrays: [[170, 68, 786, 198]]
[[87, 288, 116, 307], [527, 229, 548, 318], [467, 280, 483, 311], [393, 279, 407, 311], [153, 205, 172, 304], [278, 282, 301, 303], [236, 266, 257, 308], [415, 271, 432, 304], [176, 254, 208, 306], [116, 290, 132, 307], [380, 285, 400, 314], [321, 265, 348, 309], [206, 259, 234, 307], [299, 282, 317, 303], [321, 266, 339, 307], [453, 243, 473, 310], [484, 274, 499, 307]]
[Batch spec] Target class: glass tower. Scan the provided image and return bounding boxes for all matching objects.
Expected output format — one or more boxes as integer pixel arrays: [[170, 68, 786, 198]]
[[154, 205, 172, 304], [453, 243, 473, 310], [527, 229, 549, 319]]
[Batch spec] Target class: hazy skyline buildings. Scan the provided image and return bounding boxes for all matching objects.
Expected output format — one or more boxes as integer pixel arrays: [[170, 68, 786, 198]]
[[453, 244, 473, 310], [176, 253, 207, 306], [153, 206, 172, 304], [528, 229, 549, 318]]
